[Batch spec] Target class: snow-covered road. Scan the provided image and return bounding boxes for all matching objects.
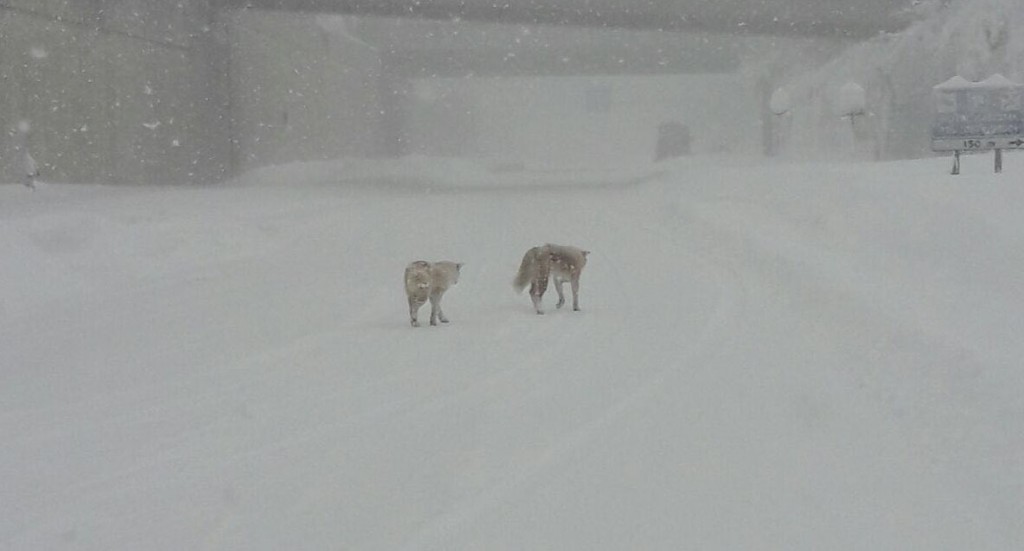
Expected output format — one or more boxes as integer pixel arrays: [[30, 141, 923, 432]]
[[2, 155, 1021, 549]]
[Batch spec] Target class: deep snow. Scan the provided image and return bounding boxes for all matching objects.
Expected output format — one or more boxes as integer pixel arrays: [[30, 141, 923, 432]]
[[2, 153, 1022, 549]]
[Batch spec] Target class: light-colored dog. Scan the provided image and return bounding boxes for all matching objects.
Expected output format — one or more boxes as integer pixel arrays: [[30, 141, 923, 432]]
[[513, 244, 589, 314], [404, 260, 462, 327]]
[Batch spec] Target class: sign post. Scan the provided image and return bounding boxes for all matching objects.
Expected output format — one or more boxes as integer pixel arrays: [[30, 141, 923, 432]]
[[931, 75, 1024, 174]]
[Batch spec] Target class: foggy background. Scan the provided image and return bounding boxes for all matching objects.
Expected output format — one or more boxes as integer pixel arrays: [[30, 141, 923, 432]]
[[4, 3, 1024, 549], [1, 0, 1022, 184]]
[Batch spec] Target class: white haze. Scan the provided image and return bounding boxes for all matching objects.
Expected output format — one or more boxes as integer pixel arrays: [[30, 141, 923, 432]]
[[2, 152, 1023, 549], [3, 0, 1024, 549]]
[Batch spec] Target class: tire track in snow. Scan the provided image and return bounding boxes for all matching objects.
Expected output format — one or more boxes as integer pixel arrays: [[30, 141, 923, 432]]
[[398, 278, 740, 550]]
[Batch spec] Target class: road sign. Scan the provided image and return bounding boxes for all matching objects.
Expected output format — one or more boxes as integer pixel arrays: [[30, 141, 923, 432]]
[[930, 74, 1024, 152], [931, 136, 1024, 151]]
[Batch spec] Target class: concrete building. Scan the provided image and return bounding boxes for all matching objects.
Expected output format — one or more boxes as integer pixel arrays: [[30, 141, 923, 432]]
[[0, 1, 381, 184]]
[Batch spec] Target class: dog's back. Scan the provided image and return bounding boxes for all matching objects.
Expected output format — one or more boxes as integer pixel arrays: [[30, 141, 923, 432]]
[[513, 244, 589, 290], [543, 244, 588, 277]]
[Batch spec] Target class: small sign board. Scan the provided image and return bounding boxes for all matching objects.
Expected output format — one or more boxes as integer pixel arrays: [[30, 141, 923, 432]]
[[930, 74, 1024, 152]]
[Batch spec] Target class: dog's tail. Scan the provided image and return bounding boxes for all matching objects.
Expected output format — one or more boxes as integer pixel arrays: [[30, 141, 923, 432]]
[[512, 247, 537, 293]]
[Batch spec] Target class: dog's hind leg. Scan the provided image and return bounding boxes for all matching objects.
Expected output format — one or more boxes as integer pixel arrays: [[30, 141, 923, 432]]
[[529, 276, 548, 314], [429, 292, 449, 325], [554, 276, 567, 309], [570, 275, 582, 311]]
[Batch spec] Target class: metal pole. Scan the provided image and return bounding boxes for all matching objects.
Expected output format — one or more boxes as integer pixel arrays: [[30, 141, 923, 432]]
[[951, 150, 960, 175], [995, 148, 1002, 173]]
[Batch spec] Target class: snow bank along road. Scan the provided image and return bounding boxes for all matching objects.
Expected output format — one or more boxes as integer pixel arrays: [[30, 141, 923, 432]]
[[2, 156, 1021, 549]]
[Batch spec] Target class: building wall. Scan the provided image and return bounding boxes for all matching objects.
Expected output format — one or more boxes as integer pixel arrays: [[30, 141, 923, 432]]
[[224, 12, 383, 173], [407, 74, 760, 168], [1, 3, 384, 185], [0, 0, 231, 184]]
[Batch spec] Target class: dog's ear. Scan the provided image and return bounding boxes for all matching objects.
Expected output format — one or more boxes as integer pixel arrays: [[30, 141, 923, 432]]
[[582, 250, 591, 257]]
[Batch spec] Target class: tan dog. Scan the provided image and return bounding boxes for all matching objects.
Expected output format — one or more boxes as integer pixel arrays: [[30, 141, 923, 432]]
[[405, 260, 462, 327], [513, 244, 589, 314]]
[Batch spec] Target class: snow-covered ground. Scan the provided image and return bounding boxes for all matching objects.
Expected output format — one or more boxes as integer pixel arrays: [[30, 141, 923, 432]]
[[2, 153, 1022, 549]]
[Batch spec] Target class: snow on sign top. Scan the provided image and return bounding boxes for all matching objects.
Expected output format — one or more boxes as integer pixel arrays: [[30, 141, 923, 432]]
[[933, 74, 1022, 90], [932, 76, 972, 90], [980, 74, 1020, 88]]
